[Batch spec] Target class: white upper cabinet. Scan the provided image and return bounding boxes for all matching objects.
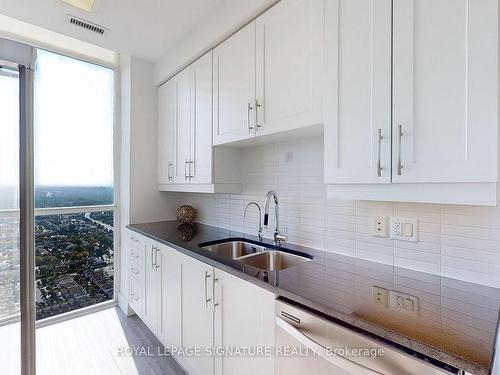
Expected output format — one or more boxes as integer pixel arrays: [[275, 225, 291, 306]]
[[158, 51, 241, 193], [255, 0, 324, 136], [158, 67, 191, 186], [392, 0, 498, 183], [324, 0, 392, 184], [326, 0, 498, 204], [213, 0, 325, 145], [190, 52, 214, 184], [213, 23, 257, 145], [158, 79, 176, 185], [173, 67, 192, 184]]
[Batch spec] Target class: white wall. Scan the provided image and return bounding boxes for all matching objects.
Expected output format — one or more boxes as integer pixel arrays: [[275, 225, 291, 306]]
[[122, 56, 179, 225], [153, 0, 276, 85], [119, 55, 179, 313], [181, 137, 500, 289]]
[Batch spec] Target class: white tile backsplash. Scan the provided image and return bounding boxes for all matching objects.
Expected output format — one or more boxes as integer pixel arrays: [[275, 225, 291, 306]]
[[181, 136, 500, 288]]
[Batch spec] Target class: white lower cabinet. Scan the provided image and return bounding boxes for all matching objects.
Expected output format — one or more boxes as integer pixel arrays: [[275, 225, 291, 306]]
[[126, 229, 146, 319], [214, 269, 275, 375], [127, 234, 276, 375], [159, 243, 182, 348], [144, 241, 162, 333], [128, 274, 145, 318], [178, 253, 215, 375]]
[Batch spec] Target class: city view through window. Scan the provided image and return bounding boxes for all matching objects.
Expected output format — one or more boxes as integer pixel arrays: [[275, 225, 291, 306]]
[[0, 189, 114, 321], [0, 50, 115, 321], [34, 187, 114, 320]]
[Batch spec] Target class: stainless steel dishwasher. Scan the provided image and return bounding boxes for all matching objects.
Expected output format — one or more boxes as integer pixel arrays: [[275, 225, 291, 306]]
[[275, 299, 459, 375]]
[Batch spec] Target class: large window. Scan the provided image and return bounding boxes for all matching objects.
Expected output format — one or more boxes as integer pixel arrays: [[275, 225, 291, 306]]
[[0, 70, 20, 322], [33, 50, 115, 320]]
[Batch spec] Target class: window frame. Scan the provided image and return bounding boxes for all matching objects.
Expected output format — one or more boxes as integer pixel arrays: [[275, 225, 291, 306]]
[[32, 49, 121, 324], [0, 48, 121, 328]]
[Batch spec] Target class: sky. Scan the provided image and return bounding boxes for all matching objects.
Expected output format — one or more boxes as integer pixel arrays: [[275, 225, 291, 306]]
[[0, 49, 114, 190], [34, 49, 114, 186], [0, 73, 19, 188]]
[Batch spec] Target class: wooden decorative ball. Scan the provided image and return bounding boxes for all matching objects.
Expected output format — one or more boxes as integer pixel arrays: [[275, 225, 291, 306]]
[[176, 205, 196, 223]]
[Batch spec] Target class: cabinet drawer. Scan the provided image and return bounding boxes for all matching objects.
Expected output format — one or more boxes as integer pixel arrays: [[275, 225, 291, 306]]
[[128, 246, 144, 266], [129, 275, 145, 318], [128, 232, 145, 249], [129, 260, 145, 285]]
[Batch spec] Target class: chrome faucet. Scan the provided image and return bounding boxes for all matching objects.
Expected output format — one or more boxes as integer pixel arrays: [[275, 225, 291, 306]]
[[263, 190, 287, 245], [244, 202, 263, 241]]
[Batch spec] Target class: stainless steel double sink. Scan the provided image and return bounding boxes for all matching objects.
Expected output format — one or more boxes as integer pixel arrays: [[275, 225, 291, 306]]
[[199, 240, 311, 271]]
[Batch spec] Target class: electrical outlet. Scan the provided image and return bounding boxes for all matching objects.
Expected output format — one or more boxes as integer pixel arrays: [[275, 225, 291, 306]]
[[372, 286, 388, 307], [394, 295, 404, 309], [390, 217, 418, 242], [389, 290, 419, 315], [373, 216, 388, 237]]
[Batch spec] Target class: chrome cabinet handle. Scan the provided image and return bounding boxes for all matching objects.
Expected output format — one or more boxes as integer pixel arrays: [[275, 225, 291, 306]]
[[154, 248, 160, 271], [397, 125, 403, 176], [130, 236, 139, 243], [189, 160, 194, 179], [151, 245, 156, 269], [184, 160, 189, 180], [130, 267, 139, 275], [376, 129, 383, 177], [255, 99, 261, 131], [130, 251, 139, 259], [247, 102, 254, 133], [204, 271, 212, 307], [167, 162, 173, 181], [212, 274, 219, 309]]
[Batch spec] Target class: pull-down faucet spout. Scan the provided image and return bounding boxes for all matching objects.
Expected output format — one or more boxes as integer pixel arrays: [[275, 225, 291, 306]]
[[263, 190, 286, 245]]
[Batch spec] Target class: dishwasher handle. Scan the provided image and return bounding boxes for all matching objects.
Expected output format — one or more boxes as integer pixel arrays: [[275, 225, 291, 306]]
[[276, 316, 385, 375]]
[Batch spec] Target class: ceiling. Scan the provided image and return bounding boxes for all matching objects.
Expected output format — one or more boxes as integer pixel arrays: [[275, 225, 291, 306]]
[[0, 0, 226, 61]]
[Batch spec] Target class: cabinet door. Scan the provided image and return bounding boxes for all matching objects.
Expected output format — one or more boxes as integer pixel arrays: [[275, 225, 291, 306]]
[[213, 22, 256, 145], [159, 244, 182, 348], [255, 0, 324, 136], [144, 242, 161, 334], [392, 0, 498, 183], [324, 0, 392, 184], [214, 270, 275, 375], [181, 255, 214, 375], [190, 52, 213, 184], [158, 79, 176, 185], [173, 68, 192, 183]]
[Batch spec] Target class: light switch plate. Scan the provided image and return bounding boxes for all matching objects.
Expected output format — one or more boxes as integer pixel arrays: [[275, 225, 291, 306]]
[[390, 217, 418, 242]]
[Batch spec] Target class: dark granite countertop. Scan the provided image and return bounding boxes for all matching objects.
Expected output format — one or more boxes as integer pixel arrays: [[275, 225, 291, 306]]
[[128, 220, 500, 375]]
